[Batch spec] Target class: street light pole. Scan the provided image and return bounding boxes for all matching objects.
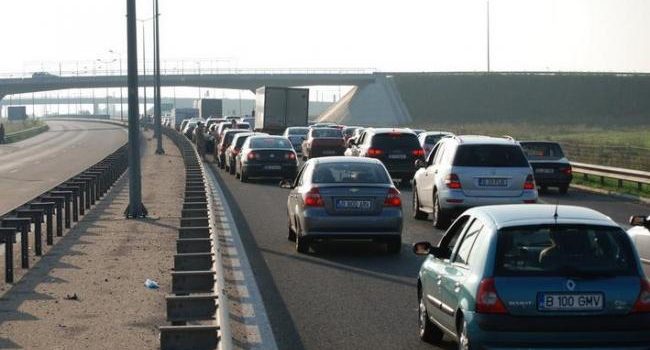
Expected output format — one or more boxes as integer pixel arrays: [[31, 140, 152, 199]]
[[153, 0, 164, 154], [141, 20, 147, 120], [109, 50, 125, 121], [486, 0, 491, 73], [125, 0, 147, 218]]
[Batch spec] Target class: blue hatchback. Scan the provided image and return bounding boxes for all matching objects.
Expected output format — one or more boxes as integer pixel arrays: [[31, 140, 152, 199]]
[[414, 204, 650, 349]]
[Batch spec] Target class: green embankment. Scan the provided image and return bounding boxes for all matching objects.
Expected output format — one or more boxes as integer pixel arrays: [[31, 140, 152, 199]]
[[2, 119, 49, 143]]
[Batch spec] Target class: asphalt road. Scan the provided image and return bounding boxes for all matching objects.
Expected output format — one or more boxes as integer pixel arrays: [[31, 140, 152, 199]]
[[0, 120, 127, 215], [211, 163, 650, 350]]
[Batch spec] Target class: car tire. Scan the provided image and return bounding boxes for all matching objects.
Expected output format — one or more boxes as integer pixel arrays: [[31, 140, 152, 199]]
[[386, 237, 401, 254], [288, 214, 296, 242], [229, 163, 236, 175], [235, 163, 241, 179], [419, 291, 444, 344], [558, 184, 569, 194], [240, 169, 248, 183], [432, 194, 451, 229], [412, 185, 428, 220], [458, 317, 473, 350], [296, 234, 309, 253], [224, 163, 230, 173]]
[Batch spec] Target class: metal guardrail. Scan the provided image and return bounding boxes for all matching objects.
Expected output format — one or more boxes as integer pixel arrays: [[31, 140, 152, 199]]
[[572, 161, 650, 191], [0, 121, 128, 283], [4, 124, 49, 143], [159, 127, 231, 350]]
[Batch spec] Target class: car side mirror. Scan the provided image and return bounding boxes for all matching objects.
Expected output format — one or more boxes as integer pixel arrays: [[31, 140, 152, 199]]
[[412, 241, 432, 256], [629, 215, 649, 227], [279, 179, 294, 189], [414, 159, 426, 169]]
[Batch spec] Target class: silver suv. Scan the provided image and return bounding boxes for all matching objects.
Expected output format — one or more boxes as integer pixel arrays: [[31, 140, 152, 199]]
[[412, 135, 538, 228]]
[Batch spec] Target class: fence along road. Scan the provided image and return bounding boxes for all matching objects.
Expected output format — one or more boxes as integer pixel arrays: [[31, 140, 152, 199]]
[[0, 120, 128, 215]]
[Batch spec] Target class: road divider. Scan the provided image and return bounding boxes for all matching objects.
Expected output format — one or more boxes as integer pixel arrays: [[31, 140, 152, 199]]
[[4, 124, 49, 143]]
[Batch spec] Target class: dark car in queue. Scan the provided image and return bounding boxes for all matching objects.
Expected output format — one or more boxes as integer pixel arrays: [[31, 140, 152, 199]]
[[285, 157, 403, 254], [520, 141, 572, 194], [212, 121, 251, 157], [418, 131, 454, 157], [301, 128, 346, 160], [345, 128, 425, 183], [414, 204, 650, 349], [215, 129, 249, 168], [282, 126, 310, 154], [235, 135, 298, 182], [224, 132, 267, 175]]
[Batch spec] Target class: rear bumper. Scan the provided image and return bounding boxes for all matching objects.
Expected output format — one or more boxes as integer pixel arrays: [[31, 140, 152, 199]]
[[308, 147, 346, 158], [465, 312, 650, 349], [439, 189, 538, 210], [384, 165, 417, 179], [534, 175, 573, 187], [301, 208, 403, 237], [242, 163, 297, 178]]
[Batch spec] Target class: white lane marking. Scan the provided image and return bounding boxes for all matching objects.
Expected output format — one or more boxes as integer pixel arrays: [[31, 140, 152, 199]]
[[206, 166, 278, 350]]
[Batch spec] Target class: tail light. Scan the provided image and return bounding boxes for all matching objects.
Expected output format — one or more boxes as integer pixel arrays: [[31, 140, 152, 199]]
[[247, 151, 259, 160], [383, 187, 402, 207], [476, 278, 508, 314], [445, 174, 462, 189], [367, 148, 384, 157], [303, 187, 324, 207], [560, 166, 572, 175], [412, 149, 425, 157], [524, 174, 536, 190], [632, 279, 650, 313], [285, 152, 296, 160]]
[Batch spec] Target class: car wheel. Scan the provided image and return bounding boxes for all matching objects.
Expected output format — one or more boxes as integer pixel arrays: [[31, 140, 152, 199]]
[[296, 234, 309, 253], [458, 317, 473, 350], [558, 184, 569, 194], [224, 163, 230, 172], [288, 213, 296, 242], [432, 194, 451, 229], [240, 168, 248, 183], [419, 291, 444, 344], [386, 237, 401, 254], [412, 185, 427, 220], [235, 162, 241, 179], [229, 163, 236, 175]]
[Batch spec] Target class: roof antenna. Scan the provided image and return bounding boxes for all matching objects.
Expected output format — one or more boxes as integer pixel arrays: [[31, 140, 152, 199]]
[[553, 201, 559, 223]]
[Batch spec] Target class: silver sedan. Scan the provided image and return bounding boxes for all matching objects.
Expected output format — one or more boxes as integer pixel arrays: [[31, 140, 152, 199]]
[[283, 157, 403, 254]]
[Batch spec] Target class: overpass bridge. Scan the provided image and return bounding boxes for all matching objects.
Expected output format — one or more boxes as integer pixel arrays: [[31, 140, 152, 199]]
[[0, 68, 412, 126]]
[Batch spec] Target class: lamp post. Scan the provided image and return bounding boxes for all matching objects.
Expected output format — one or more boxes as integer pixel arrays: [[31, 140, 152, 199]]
[[138, 19, 148, 119], [486, 0, 491, 73], [153, 0, 164, 154]]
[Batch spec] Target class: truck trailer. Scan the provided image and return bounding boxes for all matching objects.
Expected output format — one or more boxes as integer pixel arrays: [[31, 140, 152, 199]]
[[254, 87, 309, 134]]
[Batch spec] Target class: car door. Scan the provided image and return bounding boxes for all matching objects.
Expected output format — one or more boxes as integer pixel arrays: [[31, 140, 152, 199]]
[[418, 143, 442, 209], [439, 218, 485, 331], [422, 215, 471, 331], [288, 165, 307, 229]]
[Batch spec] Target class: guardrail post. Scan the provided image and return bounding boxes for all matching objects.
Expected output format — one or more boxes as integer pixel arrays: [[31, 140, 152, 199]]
[[30, 202, 55, 247], [1, 228, 16, 283], [41, 196, 65, 238], [17, 209, 44, 256], [50, 191, 73, 229], [77, 176, 97, 206], [67, 181, 87, 215], [57, 185, 81, 222], [1, 218, 31, 269]]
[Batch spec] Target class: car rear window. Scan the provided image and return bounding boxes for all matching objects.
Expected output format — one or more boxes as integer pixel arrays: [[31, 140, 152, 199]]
[[424, 134, 448, 145], [287, 135, 304, 143], [224, 131, 246, 145], [343, 128, 358, 137], [371, 133, 420, 148], [453, 144, 529, 167], [234, 135, 251, 148], [521, 142, 565, 160], [250, 138, 292, 149], [495, 225, 638, 277], [312, 128, 342, 138], [312, 162, 390, 184], [288, 128, 309, 136]]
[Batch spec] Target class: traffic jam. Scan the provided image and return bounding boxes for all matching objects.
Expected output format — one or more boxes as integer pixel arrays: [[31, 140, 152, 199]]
[[167, 87, 650, 349]]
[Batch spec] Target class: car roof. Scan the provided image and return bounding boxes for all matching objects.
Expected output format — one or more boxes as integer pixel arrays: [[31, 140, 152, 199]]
[[421, 131, 454, 136], [445, 135, 518, 146], [465, 204, 618, 229], [519, 141, 561, 145], [309, 156, 383, 165], [248, 135, 286, 140], [364, 128, 417, 135]]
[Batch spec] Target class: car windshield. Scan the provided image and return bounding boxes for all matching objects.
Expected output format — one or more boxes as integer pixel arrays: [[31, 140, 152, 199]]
[[495, 224, 638, 277], [312, 162, 390, 184], [250, 137, 292, 149], [312, 128, 342, 138], [343, 128, 358, 137], [371, 133, 420, 148], [521, 142, 566, 160], [424, 134, 448, 145], [287, 128, 309, 136], [453, 144, 529, 167], [287, 135, 304, 143]]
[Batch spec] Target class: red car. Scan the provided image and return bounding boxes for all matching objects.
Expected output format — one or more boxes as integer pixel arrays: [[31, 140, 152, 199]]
[[301, 128, 346, 160]]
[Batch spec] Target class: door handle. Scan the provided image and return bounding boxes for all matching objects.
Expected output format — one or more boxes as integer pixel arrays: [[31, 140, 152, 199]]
[[434, 170, 438, 174]]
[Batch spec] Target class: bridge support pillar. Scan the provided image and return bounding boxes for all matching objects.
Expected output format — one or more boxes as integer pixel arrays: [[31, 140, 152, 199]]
[[317, 74, 411, 127]]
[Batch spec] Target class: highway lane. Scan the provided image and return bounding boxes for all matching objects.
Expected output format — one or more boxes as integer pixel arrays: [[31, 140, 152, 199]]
[[212, 164, 650, 350], [0, 120, 127, 215]]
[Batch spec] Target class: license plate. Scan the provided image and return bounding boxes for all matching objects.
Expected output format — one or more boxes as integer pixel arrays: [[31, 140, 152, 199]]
[[336, 199, 372, 210], [535, 168, 554, 174], [478, 178, 508, 187], [388, 154, 407, 159], [264, 165, 281, 170], [323, 150, 336, 155], [537, 293, 604, 311]]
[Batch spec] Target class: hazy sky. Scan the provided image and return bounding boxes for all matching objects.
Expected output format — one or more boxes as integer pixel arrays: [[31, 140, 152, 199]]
[[1, 0, 649, 74]]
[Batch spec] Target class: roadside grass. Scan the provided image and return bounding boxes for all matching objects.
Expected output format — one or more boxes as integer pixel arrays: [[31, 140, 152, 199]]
[[1, 118, 45, 134], [572, 172, 650, 200]]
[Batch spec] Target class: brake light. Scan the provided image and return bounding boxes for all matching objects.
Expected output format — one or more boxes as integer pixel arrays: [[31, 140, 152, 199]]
[[476, 278, 508, 314], [524, 174, 536, 190], [285, 152, 296, 160], [367, 148, 384, 157], [303, 187, 324, 207], [247, 151, 259, 160], [383, 187, 401, 207], [560, 166, 572, 175], [632, 279, 650, 313], [445, 174, 462, 189], [412, 148, 425, 157]]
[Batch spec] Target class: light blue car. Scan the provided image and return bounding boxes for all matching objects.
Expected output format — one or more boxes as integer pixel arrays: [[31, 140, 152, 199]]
[[414, 204, 650, 349]]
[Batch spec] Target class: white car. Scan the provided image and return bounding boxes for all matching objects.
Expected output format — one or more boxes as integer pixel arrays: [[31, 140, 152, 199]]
[[628, 215, 650, 264]]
